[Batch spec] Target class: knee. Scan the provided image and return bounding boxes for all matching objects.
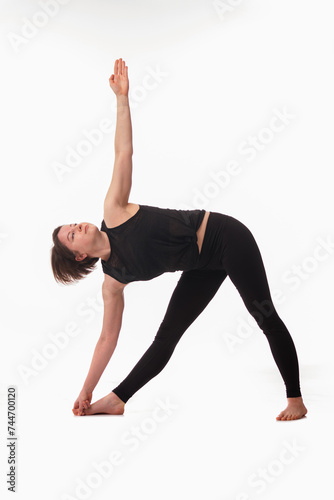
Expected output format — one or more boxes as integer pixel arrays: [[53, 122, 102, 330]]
[[248, 298, 281, 332], [153, 323, 183, 347]]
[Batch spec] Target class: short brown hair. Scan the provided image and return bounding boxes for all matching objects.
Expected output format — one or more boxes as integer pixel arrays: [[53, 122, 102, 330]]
[[50, 225, 99, 285]]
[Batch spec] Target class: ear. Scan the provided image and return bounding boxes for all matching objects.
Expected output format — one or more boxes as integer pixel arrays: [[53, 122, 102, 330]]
[[75, 253, 88, 262]]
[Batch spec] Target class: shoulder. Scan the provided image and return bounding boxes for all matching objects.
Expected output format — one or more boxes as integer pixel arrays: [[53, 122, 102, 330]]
[[102, 274, 127, 296], [103, 201, 140, 228]]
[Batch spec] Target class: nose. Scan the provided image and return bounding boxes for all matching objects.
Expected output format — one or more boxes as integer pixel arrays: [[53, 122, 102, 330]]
[[73, 224, 83, 233]]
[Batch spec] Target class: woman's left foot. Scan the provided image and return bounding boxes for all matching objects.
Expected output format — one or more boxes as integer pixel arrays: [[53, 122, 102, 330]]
[[276, 397, 308, 421], [73, 392, 125, 416]]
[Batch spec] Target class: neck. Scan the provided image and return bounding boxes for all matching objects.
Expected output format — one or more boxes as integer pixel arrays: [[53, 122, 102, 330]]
[[86, 231, 110, 261], [98, 231, 111, 261]]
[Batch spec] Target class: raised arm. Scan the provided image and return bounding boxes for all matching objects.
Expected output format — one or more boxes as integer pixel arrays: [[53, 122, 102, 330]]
[[104, 58, 133, 208]]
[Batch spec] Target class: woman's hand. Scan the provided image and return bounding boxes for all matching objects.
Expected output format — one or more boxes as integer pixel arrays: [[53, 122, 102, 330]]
[[109, 58, 129, 97], [72, 389, 93, 416]]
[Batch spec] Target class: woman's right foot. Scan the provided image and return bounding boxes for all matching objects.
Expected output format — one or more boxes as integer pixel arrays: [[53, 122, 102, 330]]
[[73, 392, 125, 416]]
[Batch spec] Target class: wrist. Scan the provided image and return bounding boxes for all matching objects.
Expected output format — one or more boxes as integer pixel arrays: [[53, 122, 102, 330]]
[[82, 384, 94, 394], [116, 94, 129, 103]]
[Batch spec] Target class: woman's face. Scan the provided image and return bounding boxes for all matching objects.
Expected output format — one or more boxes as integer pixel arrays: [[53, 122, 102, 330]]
[[57, 222, 99, 260]]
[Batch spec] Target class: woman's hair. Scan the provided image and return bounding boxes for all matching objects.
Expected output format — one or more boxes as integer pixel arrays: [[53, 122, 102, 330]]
[[51, 225, 99, 285]]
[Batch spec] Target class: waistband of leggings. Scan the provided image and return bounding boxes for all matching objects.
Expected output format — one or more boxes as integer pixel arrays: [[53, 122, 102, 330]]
[[197, 211, 230, 269]]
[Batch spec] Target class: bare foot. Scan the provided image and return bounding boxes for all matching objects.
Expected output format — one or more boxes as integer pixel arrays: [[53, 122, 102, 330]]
[[276, 397, 308, 421], [72, 392, 125, 416]]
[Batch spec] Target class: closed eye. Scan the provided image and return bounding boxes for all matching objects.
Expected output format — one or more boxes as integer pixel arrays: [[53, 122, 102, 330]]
[[71, 223, 77, 240]]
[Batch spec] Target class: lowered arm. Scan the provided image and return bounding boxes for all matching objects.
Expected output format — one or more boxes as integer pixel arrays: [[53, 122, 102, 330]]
[[81, 279, 126, 394]]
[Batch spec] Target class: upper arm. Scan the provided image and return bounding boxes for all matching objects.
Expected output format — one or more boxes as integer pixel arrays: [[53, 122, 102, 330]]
[[101, 277, 126, 339], [104, 152, 133, 208]]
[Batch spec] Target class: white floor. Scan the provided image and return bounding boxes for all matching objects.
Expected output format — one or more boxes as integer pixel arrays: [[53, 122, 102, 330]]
[[1, 366, 333, 500]]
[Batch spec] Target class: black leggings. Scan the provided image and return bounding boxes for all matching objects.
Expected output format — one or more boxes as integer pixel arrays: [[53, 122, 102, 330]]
[[112, 212, 302, 403]]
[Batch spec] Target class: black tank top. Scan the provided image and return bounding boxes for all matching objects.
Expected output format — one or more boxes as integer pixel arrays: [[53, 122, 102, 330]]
[[100, 204, 206, 284]]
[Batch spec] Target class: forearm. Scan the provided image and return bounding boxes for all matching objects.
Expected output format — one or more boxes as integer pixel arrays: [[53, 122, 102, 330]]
[[114, 95, 133, 155], [82, 336, 118, 393]]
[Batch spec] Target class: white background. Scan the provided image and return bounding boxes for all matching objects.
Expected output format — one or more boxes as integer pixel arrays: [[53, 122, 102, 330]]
[[1, 1, 333, 499]]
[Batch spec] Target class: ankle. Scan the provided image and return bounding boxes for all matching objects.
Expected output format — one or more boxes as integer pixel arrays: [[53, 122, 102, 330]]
[[111, 392, 125, 405]]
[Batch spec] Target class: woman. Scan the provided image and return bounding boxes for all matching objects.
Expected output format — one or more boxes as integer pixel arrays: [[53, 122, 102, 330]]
[[51, 58, 308, 421]]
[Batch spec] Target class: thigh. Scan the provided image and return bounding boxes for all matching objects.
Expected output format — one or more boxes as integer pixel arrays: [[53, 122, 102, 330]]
[[222, 217, 275, 321], [156, 268, 228, 342]]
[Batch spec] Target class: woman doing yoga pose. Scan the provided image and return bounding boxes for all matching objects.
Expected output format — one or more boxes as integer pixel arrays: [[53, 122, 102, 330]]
[[51, 58, 308, 421]]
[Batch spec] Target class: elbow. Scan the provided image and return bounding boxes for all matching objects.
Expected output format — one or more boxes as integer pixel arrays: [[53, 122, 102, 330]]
[[115, 148, 133, 157], [100, 331, 119, 345]]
